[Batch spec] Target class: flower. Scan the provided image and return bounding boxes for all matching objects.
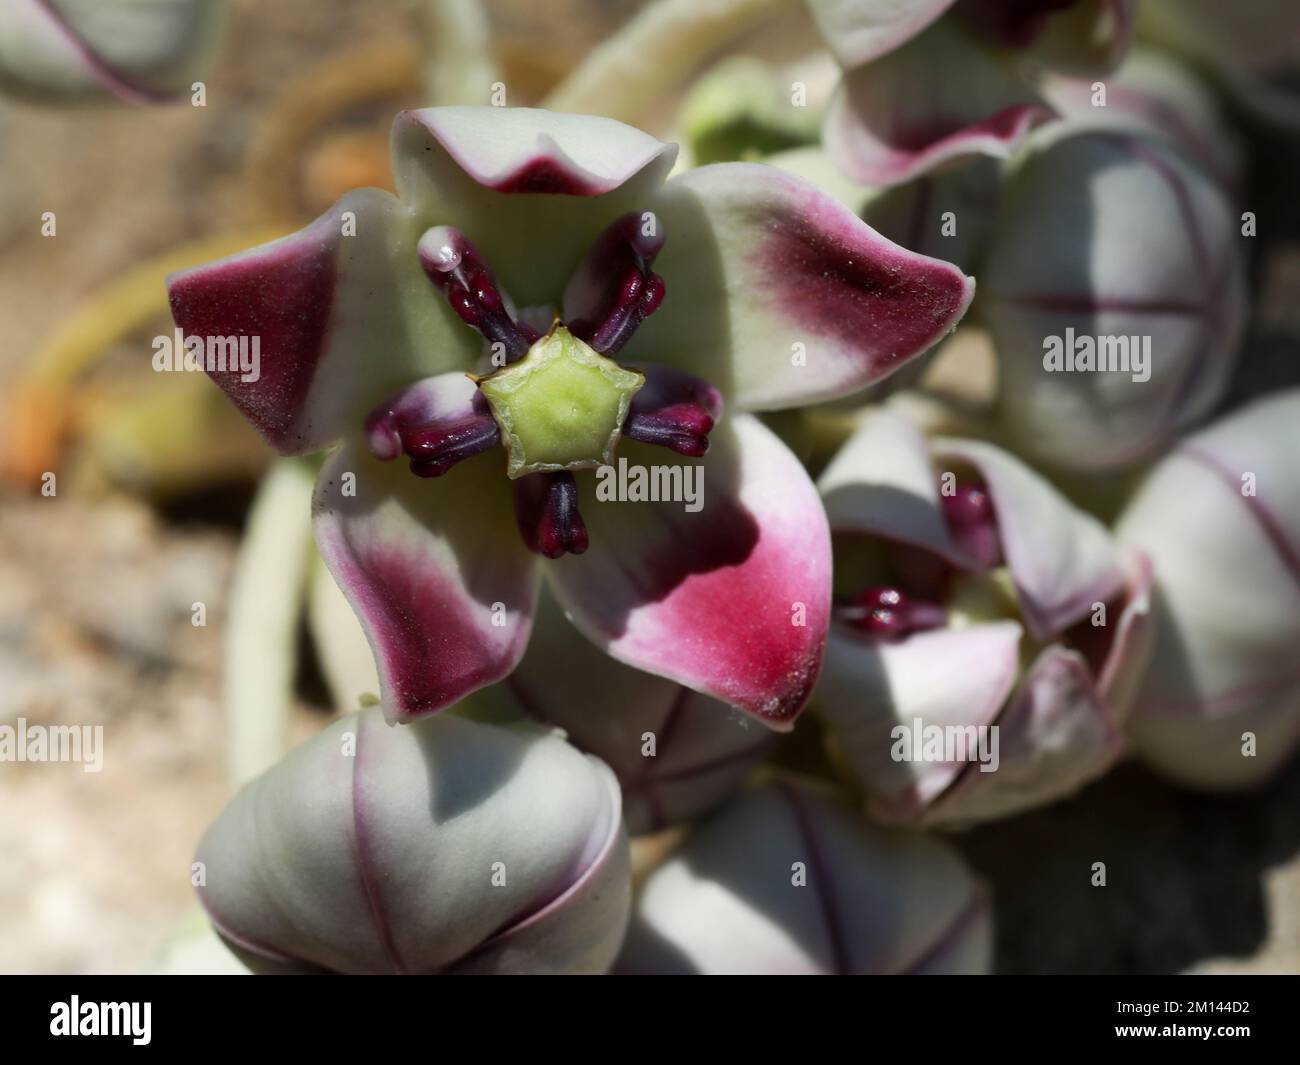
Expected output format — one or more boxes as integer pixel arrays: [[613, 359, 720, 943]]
[[167, 106, 974, 730], [810, 0, 1137, 186], [1116, 389, 1300, 790], [0, 0, 227, 105], [614, 777, 991, 974], [982, 129, 1247, 472], [194, 709, 630, 974], [814, 406, 1153, 825]]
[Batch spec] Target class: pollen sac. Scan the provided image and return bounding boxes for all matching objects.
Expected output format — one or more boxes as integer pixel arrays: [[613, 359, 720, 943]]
[[477, 324, 645, 478]]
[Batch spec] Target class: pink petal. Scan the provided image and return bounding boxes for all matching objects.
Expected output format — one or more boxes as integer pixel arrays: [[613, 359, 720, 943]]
[[817, 621, 1024, 820], [506, 589, 772, 834], [545, 414, 830, 730], [313, 439, 538, 723], [634, 163, 974, 410], [808, 0, 958, 68], [167, 188, 475, 454], [824, 18, 1052, 187], [934, 437, 1126, 640]]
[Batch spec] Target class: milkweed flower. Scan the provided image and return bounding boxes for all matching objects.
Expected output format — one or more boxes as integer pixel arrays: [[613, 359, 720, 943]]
[[1116, 390, 1300, 790], [814, 406, 1153, 825], [167, 106, 973, 731], [0, 0, 227, 105], [615, 778, 991, 974], [194, 710, 630, 974], [810, 0, 1136, 186]]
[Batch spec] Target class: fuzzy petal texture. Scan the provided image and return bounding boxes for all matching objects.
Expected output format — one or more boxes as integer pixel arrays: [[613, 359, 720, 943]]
[[615, 778, 991, 974], [505, 587, 773, 835], [816, 621, 1023, 820], [633, 162, 974, 410], [984, 132, 1247, 471], [934, 437, 1126, 640], [167, 188, 476, 454], [1118, 390, 1300, 789], [313, 440, 538, 723], [195, 711, 630, 974], [808, 0, 957, 69], [818, 405, 969, 567], [392, 107, 678, 308], [824, 18, 1053, 188], [0, 0, 227, 104], [545, 415, 830, 730], [925, 645, 1124, 825]]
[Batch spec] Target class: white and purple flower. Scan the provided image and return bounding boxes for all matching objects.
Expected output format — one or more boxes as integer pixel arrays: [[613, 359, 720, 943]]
[[167, 106, 974, 731]]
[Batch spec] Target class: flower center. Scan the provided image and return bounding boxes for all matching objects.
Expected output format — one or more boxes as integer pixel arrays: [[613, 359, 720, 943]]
[[362, 213, 723, 559]]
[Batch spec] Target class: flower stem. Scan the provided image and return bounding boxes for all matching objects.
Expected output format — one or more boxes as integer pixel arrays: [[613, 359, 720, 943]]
[[419, 0, 500, 105], [223, 457, 315, 787], [542, 0, 798, 123]]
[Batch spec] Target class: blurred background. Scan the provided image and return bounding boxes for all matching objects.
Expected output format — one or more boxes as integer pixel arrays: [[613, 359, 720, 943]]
[[1, 0, 1298, 974]]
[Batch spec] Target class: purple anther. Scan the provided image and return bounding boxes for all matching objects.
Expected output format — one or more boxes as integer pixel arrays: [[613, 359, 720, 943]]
[[512, 471, 590, 559], [562, 212, 667, 357], [418, 227, 540, 361], [622, 364, 723, 458], [940, 478, 1002, 569], [840, 586, 948, 639]]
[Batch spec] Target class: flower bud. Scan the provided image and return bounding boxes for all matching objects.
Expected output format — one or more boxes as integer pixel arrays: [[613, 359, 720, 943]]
[[982, 130, 1247, 472], [815, 407, 1154, 825], [1116, 389, 1300, 789], [194, 710, 630, 973], [0, 0, 227, 105], [615, 778, 991, 974]]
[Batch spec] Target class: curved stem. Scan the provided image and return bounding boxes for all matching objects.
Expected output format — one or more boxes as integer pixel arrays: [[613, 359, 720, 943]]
[[223, 458, 316, 787], [420, 0, 500, 105], [542, 0, 798, 123]]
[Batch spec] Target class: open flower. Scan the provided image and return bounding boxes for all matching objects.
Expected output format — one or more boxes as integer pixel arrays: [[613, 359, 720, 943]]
[[195, 710, 630, 974], [615, 778, 991, 974], [0, 0, 227, 105], [814, 406, 1153, 825], [167, 106, 973, 730], [810, 0, 1136, 186], [1116, 390, 1300, 790]]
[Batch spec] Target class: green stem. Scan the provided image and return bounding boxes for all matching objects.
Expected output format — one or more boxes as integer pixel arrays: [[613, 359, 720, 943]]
[[542, 0, 798, 123], [223, 458, 315, 787], [419, 0, 500, 105]]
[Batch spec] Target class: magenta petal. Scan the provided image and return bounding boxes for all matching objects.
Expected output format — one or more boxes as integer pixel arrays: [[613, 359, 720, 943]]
[[313, 441, 538, 722], [824, 18, 1053, 187], [635, 164, 974, 410], [545, 415, 830, 730], [167, 189, 474, 455]]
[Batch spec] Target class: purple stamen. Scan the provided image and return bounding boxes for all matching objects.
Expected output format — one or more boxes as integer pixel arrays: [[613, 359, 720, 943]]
[[940, 479, 1002, 569], [364, 385, 500, 478], [563, 212, 667, 357], [418, 227, 539, 361], [840, 586, 948, 640], [622, 364, 722, 458], [512, 471, 589, 559]]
